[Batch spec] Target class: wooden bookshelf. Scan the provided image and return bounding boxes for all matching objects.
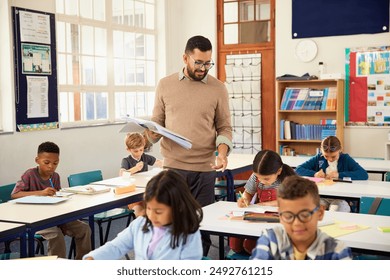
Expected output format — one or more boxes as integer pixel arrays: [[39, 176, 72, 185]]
[[276, 79, 344, 156]]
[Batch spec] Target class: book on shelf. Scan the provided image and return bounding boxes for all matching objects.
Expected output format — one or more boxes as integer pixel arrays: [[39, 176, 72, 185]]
[[292, 88, 309, 110], [326, 87, 337, 110], [285, 88, 301, 110], [284, 120, 291, 140], [281, 87, 338, 111]]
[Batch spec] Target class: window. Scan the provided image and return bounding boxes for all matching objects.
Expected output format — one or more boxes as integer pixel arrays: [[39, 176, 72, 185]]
[[222, 0, 272, 45], [56, 0, 157, 126]]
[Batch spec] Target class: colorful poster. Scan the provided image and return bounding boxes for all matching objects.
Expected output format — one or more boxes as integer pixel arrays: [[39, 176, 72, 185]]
[[345, 46, 390, 125], [22, 43, 51, 74]]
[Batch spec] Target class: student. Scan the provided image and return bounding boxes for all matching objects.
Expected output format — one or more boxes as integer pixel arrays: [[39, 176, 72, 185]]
[[83, 169, 203, 260], [120, 132, 163, 217], [295, 136, 368, 212], [231, 150, 296, 255], [11, 141, 91, 259], [250, 175, 352, 260], [119, 132, 163, 176]]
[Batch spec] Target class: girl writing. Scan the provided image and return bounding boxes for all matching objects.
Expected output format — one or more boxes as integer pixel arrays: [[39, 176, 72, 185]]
[[231, 149, 295, 255], [295, 136, 368, 212], [83, 169, 203, 260]]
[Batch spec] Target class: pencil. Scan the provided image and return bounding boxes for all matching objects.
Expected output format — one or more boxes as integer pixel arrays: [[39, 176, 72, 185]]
[[239, 191, 248, 207]]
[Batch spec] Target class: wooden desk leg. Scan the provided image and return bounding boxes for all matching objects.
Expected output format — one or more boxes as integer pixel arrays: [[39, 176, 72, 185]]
[[89, 216, 95, 249]]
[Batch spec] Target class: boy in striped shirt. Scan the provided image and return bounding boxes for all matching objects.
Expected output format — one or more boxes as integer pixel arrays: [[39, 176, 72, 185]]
[[251, 175, 352, 260]]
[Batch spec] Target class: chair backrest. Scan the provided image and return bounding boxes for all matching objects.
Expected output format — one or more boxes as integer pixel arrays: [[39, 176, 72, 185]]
[[68, 170, 103, 187], [0, 183, 16, 203], [360, 196, 390, 216]]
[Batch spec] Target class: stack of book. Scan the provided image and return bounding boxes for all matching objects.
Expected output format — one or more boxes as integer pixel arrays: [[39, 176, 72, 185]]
[[280, 119, 336, 140], [280, 87, 337, 110]]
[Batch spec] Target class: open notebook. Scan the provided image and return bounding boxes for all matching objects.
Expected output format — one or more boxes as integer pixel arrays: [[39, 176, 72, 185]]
[[12, 196, 70, 204], [61, 185, 111, 195]]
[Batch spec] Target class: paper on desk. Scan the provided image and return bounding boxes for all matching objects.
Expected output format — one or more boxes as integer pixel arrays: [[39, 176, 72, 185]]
[[11, 196, 70, 204], [319, 220, 370, 238], [120, 117, 192, 150]]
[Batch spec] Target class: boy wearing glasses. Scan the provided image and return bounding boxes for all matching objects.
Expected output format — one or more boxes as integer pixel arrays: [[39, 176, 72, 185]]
[[250, 175, 352, 260], [295, 136, 368, 212]]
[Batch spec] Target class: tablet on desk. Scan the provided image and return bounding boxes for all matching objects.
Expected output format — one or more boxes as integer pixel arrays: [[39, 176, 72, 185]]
[[11, 196, 70, 204]]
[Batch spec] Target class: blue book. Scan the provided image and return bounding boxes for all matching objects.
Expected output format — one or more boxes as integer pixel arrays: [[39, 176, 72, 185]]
[[280, 88, 292, 110], [321, 88, 329, 110]]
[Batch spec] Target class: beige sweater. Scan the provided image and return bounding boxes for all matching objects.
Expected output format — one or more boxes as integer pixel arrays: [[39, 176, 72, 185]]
[[152, 72, 232, 172]]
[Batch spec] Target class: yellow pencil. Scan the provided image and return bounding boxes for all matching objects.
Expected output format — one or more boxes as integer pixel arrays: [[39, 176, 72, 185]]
[[239, 191, 248, 207]]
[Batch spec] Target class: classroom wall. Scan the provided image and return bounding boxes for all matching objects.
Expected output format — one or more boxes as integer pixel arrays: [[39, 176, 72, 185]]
[[1, 0, 389, 187], [275, 1, 390, 159], [0, 0, 217, 187]]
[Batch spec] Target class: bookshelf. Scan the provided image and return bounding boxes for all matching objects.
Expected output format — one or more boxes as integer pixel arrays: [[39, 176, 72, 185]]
[[276, 79, 344, 156]]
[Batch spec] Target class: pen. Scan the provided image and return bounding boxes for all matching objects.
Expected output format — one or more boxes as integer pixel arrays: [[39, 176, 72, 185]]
[[49, 177, 55, 189], [239, 191, 248, 207]]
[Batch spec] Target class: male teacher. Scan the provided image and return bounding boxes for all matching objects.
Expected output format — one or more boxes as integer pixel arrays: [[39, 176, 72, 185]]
[[146, 35, 233, 256]]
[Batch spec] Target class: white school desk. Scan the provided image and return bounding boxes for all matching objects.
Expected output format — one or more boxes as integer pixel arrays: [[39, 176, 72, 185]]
[[318, 180, 390, 199], [281, 155, 390, 181], [200, 201, 390, 259], [0, 222, 27, 258], [0, 187, 144, 257], [221, 153, 390, 201]]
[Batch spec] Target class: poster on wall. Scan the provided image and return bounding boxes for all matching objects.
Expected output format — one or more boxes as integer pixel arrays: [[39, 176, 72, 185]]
[[19, 10, 51, 44], [345, 46, 390, 126], [22, 43, 51, 74]]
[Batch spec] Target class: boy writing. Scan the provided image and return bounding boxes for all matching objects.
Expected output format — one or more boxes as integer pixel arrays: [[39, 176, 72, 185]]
[[11, 141, 91, 259], [250, 175, 352, 260], [120, 132, 163, 176], [120, 132, 163, 217]]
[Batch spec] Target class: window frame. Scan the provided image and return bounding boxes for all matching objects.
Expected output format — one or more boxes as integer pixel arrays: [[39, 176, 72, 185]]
[[55, 0, 159, 128]]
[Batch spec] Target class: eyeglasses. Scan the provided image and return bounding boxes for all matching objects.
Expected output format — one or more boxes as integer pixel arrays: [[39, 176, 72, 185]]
[[279, 206, 319, 224], [322, 145, 338, 152], [188, 55, 215, 70]]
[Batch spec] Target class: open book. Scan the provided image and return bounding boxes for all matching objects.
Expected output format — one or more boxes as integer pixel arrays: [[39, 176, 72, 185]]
[[120, 117, 192, 150]]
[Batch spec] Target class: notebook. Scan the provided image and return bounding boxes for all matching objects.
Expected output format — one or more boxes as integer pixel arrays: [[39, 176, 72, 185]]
[[243, 211, 280, 223], [12, 196, 70, 204], [61, 185, 111, 195]]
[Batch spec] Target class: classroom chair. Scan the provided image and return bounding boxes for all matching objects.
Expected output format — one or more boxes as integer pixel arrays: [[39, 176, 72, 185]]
[[359, 196, 390, 216], [354, 196, 390, 260], [67, 170, 135, 251], [214, 179, 247, 202], [0, 183, 45, 256]]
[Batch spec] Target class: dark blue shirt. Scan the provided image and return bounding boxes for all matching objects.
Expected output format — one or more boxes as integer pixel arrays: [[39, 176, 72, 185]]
[[295, 153, 368, 180]]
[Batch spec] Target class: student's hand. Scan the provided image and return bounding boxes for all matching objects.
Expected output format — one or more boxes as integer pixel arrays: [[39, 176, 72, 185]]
[[326, 171, 339, 179], [129, 162, 143, 175], [84, 256, 94, 260], [314, 170, 326, 178], [43, 187, 56, 196], [237, 197, 249, 208]]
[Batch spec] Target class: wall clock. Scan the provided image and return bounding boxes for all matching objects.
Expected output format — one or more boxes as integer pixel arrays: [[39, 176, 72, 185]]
[[295, 39, 318, 62]]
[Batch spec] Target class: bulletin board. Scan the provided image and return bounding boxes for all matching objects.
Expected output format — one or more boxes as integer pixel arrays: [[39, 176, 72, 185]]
[[224, 53, 262, 154], [345, 46, 390, 126], [292, 0, 389, 39], [12, 7, 58, 132]]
